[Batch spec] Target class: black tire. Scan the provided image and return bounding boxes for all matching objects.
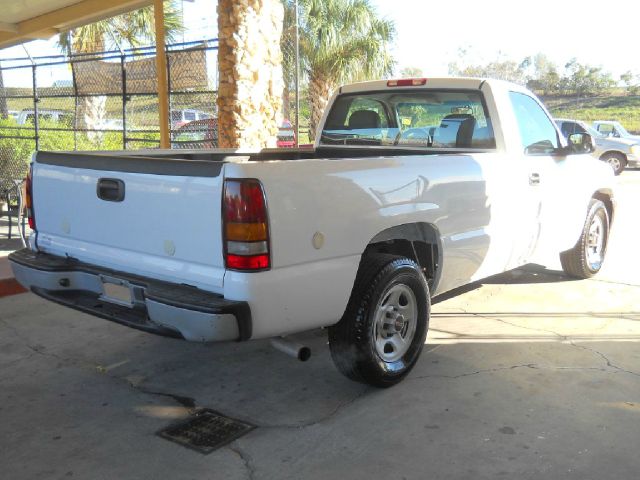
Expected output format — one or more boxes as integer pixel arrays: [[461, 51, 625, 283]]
[[560, 199, 609, 279], [601, 152, 626, 175], [328, 254, 430, 388]]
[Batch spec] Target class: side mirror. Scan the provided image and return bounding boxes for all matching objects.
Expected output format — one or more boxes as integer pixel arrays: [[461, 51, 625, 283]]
[[567, 133, 595, 154]]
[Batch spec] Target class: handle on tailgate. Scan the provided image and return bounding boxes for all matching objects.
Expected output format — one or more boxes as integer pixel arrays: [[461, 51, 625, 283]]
[[97, 178, 125, 202]]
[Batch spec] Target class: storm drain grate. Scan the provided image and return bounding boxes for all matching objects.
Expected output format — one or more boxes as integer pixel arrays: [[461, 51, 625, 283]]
[[157, 408, 256, 454]]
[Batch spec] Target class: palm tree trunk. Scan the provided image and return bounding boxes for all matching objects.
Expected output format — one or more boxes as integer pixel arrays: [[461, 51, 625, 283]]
[[282, 83, 291, 122], [77, 95, 107, 142], [308, 74, 335, 140]]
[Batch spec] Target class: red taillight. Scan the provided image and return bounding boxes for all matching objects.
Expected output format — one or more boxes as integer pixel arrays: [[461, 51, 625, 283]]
[[25, 165, 36, 230], [223, 179, 270, 271], [387, 78, 428, 87], [226, 254, 270, 270]]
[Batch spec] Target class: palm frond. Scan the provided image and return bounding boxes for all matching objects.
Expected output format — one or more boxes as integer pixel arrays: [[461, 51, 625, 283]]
[[58, 0, 184, 55]]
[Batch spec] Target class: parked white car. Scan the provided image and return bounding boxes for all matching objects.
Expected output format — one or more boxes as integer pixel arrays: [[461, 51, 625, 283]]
[[592, 120, 640, 142], [16, 109, 73, 126], [556, 118, 640, 175], [170, 109, 213, 128], [11, 78, 615, 387]]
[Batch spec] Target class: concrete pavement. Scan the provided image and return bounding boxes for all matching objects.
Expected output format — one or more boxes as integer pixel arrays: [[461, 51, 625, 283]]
[[0, 171, 638, 480]]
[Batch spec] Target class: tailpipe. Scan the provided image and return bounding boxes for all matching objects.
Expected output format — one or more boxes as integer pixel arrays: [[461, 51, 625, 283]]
[[270, 336, 311, 362]]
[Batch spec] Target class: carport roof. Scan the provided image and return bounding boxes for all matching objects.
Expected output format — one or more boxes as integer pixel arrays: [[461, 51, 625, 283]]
[[0, 0, 152, 50]]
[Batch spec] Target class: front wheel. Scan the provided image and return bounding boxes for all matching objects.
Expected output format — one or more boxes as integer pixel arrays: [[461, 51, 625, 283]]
[[601, 152, 626, 175], [560, 199, 609, 279], [328, 255, 430, 388]]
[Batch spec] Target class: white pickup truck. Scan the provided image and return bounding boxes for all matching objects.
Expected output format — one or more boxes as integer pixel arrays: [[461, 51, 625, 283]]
[[9, 78, 615, 387]]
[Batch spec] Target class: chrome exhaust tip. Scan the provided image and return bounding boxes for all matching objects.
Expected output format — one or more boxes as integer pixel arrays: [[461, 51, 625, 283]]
[[270, 336, 311, 362]]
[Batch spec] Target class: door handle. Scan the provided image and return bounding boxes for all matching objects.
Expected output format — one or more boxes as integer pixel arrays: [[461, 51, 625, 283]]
[[529, 173, 540, 186], [97, 178, 125, 202]]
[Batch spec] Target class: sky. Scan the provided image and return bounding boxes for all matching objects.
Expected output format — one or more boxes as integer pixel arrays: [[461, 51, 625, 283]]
[[1, 0, 638, 86], [370, 0, 640, 79]]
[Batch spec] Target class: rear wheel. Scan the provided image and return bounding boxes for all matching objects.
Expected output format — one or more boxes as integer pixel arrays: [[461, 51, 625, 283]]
[[601, 152, 626, 175], [328, 254, 430, 388], [560, 199, 609, 279]]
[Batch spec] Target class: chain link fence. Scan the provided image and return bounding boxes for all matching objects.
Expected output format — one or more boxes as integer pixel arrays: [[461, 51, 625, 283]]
[[0, 1, 314, 198], [280, 0, 310, 145], [0, 39, 218, 194]]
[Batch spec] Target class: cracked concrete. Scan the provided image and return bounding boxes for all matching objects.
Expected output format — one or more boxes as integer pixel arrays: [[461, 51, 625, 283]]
[[228, 443, 257, 480], [0, 171, 639, 479]]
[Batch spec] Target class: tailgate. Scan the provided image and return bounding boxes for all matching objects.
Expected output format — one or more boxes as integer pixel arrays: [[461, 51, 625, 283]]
[[31, 151, 226, 292]]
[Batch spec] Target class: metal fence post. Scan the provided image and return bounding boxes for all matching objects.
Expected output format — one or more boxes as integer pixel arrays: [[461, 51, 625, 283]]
[[121, 53, 128, 150], [22, 45, 39, 151], [294, 0, 300, 147], [70, 56, 79, 150], [166, 47, 172, 148], [154, 0, 171, 149], [32, 65, 39, 151]]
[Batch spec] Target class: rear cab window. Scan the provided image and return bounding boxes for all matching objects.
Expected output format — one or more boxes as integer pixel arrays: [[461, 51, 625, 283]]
[[320, 90, 496, 149]]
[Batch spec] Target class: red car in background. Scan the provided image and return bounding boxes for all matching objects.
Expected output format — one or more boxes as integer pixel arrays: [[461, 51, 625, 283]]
[[276, 119, 296, 148]]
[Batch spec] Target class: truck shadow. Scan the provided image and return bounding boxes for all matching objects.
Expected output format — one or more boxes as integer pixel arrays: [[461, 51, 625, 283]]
[[432, 263, 575, 305]]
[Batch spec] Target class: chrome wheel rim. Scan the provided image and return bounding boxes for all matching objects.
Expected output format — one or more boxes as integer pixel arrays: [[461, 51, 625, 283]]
[[373, 283, 418, 363], [607, 156, 621, 172], [586, 214, 605, 270]]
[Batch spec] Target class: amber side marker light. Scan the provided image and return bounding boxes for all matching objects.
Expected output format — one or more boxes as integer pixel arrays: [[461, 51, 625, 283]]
[[223, 179, 270, 271]]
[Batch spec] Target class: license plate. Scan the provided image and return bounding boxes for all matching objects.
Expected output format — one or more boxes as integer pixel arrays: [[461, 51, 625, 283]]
[[100, 277, 133, 307]]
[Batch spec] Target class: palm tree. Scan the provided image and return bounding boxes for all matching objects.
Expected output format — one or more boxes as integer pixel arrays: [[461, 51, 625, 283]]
[[58, 2, 183, 137], [287, 0, 395, 138]]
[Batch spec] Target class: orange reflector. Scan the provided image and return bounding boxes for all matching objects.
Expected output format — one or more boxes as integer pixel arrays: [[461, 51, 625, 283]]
[[225, 222, 268, 242]]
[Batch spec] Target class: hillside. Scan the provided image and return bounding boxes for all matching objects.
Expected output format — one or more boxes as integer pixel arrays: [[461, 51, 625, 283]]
[[541, 94, 640, 134]]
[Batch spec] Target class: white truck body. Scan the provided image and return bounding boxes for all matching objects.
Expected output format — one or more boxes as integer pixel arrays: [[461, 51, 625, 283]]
[[10, 78, 615, 346]]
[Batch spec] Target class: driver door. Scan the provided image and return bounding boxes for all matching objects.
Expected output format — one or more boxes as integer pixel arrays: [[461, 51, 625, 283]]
[[507, 92, 574, 267]]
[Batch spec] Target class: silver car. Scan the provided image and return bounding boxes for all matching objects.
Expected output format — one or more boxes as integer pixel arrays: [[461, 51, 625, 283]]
[[556, 118, 640, 175], [592, 120, 640, 142]]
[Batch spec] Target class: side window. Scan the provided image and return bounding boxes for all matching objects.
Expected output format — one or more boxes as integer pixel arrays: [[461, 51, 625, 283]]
[[509, 92, 559, 154], [597, 124, 610, 135], [559, 121, 585, 139]]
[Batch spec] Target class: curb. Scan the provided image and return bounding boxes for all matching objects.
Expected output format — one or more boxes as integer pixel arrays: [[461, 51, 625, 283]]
[[0, 278, 27, 298]]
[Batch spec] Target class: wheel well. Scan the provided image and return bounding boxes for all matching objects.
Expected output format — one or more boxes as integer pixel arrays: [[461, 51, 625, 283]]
[[362, 223, 441, 291], [599, 150, 627, 162], [593, 190, 615, 224]]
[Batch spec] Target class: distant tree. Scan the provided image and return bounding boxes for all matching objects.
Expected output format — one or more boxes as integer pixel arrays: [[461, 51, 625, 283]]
[[561, 59, 614, 97], [448, 48, 529, 84], [524, 53, 561, 95], [620, 70, 640, 95], [620, 71, 634, 87], [449, 58, 528, 84], [400, 66, 424, 78]]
